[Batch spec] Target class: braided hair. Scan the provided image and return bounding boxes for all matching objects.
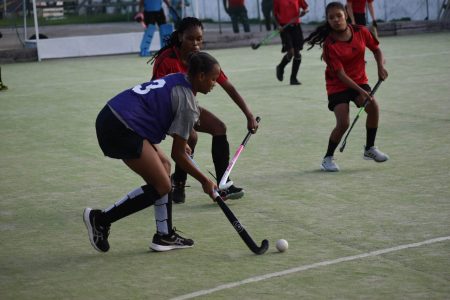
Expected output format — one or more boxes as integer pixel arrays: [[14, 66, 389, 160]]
[[187, 52, 219, 78], [304, 2, 347, 51], [148, 17, 204, 65]]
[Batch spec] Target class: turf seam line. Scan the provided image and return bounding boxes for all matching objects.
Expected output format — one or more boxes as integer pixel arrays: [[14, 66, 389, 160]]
[[170, 235, 450, 300]]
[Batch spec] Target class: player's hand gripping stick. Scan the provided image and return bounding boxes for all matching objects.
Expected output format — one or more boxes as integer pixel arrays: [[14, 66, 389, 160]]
[[219, 117, 261, 191]]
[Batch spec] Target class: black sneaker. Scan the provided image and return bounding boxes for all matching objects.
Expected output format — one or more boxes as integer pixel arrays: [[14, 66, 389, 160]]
[[150, 228, 194, 252], [220, 185, 245, 200], [290, 78, 302, 85], [171, 175, 186, 204], [83, 208, 110, 253], [276, 65, 284, 81]]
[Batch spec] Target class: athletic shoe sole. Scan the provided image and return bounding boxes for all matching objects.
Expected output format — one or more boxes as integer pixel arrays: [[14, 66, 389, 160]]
[[224, 190, 245, 200], [149, 243, 193, 252], [320, 164, 339, 172], [83, 208, 104, 253], [363, 154, 389, 162]]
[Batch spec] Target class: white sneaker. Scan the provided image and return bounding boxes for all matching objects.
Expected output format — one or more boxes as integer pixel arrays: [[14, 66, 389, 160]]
[[363, 146, 389, 162], [321, 156, 340, 172]]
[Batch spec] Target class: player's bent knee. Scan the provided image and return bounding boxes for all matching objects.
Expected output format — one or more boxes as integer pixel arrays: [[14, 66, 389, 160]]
[[162, 160, 171, 175], [155, 181, 171, 196], [158, 155, 172, 174], [365, 100, 379, 113], [211, 120, 227, 135]]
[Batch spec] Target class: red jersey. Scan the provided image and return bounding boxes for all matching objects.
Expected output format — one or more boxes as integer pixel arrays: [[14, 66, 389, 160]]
[[151, 47, 228, 85], [273, 0, 308, 25], [228, 0, 245, 7], [347, 0, 373, 14], [323, 25, 379, 95]]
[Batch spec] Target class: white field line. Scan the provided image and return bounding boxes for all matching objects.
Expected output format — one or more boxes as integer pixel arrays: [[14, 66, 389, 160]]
[[170, 236, 450, 300]]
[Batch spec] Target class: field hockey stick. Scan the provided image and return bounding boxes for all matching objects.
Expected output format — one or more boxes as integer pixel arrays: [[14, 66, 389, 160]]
[[213, 191, 269, 255], [167, 4, 181, 23], [339, 80, 383, 152], [251, 30, 281, 50], [218, 116, 261, 190], [250, 17, 298, 50], [187, 155, 269, 255]]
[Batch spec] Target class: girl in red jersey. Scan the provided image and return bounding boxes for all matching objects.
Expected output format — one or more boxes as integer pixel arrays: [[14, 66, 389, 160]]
[[149, 17, 258, 203], [304, 2, 388, 172], [346, 0, 376, 27], [223, 0, 251, 33], [274, 0, 309, 85]]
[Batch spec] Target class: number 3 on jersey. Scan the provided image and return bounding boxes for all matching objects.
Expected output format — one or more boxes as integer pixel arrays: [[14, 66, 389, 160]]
[[132, 79, 166, 95]]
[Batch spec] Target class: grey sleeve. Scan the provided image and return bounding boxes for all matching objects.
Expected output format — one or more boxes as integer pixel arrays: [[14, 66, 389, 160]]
[[167, 85, 200, 140]]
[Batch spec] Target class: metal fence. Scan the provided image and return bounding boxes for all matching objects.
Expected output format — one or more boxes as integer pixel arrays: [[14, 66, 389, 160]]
[[1, 0, 447, 22], [187, 0, 445, 23]]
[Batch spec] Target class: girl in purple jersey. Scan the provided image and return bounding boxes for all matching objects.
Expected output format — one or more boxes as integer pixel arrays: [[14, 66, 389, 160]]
[[83, 52, 219, 253]]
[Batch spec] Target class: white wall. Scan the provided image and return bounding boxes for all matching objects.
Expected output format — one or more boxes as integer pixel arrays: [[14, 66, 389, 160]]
[[186, 0, 444, 22]]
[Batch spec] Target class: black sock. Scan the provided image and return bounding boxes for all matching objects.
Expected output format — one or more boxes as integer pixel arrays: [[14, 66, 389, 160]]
[[325, 139, 339, 157], [278, 54, 291, 70], [366, 128, 378, 150], [212, 135, 230, 184], [290, 57, 301, 80], [102, 185, 160, 224], [173, 151, 194, 183]]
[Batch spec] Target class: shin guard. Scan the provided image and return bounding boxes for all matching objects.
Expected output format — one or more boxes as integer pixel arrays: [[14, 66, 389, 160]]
[[159, 23, 174, 48], [140, 24, 156, 57], [154, 194, 171, 235]]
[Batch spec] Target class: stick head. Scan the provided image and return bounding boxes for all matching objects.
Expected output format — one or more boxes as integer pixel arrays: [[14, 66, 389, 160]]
[[254, 239, 269, 255], [251, 43, 260, 50]]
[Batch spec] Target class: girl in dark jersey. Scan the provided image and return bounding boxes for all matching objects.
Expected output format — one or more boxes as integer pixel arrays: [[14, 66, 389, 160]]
[[149, 17, 259, 204], [304, 2, 389, 172], [83, 52, 219, 253]]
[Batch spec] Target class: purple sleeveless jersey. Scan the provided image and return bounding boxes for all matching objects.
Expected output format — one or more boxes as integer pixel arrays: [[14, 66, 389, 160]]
[[108, 73, 192, 144]]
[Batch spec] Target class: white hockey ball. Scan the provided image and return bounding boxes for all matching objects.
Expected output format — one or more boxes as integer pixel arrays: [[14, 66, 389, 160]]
[[276, 239, 288, 252]]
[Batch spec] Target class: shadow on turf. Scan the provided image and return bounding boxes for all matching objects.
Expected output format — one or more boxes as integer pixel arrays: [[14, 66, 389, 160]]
[[287, 167, 374, 177]]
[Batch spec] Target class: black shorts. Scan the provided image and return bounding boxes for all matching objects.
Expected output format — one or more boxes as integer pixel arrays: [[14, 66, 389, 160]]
[[95, 105, 144, 159], [280, 23, 304, 52], [354, 13, 367, 26], [144, 10, 166, 26], [327, 84, 371, 111]]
